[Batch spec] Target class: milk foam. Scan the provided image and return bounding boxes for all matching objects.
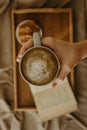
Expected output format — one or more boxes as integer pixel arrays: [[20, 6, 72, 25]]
[[26, 59, 49, 82]]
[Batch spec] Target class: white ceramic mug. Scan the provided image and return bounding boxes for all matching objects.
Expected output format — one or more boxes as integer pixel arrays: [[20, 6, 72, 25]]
[[19, 32, 60, 87]]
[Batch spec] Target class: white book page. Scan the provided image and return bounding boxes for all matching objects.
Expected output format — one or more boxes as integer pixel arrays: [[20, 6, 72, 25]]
[[29, 78, 77, 121]]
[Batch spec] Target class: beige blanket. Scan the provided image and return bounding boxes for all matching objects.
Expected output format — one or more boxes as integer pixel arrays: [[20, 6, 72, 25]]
[[0, 0, 87, 130]]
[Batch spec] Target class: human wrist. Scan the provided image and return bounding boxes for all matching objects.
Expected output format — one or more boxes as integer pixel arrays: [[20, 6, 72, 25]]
[[74, 40, 87, 60]]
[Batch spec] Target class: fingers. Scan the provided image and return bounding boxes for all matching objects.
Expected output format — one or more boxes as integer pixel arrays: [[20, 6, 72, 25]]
[[42, 37, 56, 50], [16, 39, 33, 62], [52, 79, 62, 88], [52, 65, 71, 87], [16, 37, 55, 62], [58, 65, 71, 80]]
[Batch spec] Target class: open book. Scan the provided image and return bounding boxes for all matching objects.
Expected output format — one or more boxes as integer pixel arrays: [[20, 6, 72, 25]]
[[29, 78, 77, 121]]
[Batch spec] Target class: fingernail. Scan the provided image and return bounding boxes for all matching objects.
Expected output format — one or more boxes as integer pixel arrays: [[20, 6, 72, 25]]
[[52, 79, 62, 87], [16, 54, 22, 62], [16, 56, 21, 62], [18, 54, 22, 58], [16, 58, 20, 62], [52, 82, 57, 88], [55, 79, 62, 85]]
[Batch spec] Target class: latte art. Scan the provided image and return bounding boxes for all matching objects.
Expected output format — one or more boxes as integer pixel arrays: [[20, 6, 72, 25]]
[[21, 47, 59, 85], [26, 59, 49, 81]]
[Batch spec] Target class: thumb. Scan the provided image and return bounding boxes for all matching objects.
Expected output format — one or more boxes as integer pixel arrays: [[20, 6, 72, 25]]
[[58, 64, 70, 80], [42, 37, 55, 49], [52, 65, 70, 87]]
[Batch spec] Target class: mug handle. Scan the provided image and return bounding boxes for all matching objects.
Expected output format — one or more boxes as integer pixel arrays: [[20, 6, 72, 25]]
[[33, 32, 41, 47]]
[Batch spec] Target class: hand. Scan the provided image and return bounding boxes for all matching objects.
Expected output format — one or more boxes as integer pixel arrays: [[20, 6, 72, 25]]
[[42, 37, 81, 86], [16, 38, 33, 62], [16, 37, 81, 87]]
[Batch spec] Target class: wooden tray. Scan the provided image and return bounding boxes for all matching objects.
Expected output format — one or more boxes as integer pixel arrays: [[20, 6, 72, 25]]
[[11, 8, 73, 111]]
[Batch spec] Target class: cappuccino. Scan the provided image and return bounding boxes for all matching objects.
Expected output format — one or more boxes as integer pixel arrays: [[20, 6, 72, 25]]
[[20, 47, 59, 86]]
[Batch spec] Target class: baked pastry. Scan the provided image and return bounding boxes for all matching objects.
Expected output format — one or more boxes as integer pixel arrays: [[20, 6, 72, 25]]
[[16, 20, 41, 45]]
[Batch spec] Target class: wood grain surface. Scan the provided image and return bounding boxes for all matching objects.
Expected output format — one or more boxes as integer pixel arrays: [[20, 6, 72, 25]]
[[11, 8, 73, 111]]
